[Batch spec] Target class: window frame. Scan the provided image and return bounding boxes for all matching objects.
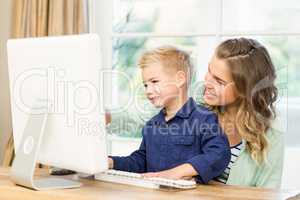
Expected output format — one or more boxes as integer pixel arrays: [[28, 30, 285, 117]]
[[91, 0, 299, 103], [91, 0, 299, 144]]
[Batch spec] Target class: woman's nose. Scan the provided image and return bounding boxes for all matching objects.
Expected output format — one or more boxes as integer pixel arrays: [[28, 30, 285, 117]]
[[204, 73, 214, 88]]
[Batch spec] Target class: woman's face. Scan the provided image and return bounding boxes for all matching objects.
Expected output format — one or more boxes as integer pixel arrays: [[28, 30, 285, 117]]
[[203, 55, 239, 106]]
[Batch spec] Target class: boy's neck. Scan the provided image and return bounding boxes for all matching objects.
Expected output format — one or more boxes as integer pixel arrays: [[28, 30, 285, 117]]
[[164, 93, 189, 121]]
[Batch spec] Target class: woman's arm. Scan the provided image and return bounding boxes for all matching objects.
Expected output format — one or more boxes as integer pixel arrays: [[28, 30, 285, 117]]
[[255, 129, 284, 188], [142, 163, 197, 180]]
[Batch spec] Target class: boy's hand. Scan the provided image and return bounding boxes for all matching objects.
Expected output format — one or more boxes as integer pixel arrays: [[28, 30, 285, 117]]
[[142, 163, 196, 180], [108, 157, 114, 169]]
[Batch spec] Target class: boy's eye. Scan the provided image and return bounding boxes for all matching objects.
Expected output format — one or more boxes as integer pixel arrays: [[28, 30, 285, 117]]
[[151, 80, 159, 84], [144, 83, 148, 88]]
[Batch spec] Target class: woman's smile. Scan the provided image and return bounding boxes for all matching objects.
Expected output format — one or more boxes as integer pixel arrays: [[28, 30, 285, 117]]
[[204, 88, 217, 99]]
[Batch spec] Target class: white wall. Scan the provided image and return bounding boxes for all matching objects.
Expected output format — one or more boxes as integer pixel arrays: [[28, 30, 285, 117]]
[[0, 0, 12, 163], [279, 100, 300, 189]]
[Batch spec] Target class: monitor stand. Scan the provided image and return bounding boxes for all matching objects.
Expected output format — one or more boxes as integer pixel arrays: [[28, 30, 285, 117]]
[[10, 112, 81, 190]]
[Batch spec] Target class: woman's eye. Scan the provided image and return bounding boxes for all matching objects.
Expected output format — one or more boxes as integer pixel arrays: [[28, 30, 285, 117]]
[[152, 80, 159, 84], [217, 80, 224, 85]]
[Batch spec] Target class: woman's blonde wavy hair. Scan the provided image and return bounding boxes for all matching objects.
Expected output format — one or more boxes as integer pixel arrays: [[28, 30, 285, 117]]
[[213, 38, 278, 164]]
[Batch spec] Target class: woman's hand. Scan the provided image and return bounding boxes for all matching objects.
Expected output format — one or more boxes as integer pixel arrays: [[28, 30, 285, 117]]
[[142, 168, 182, 180], [142, 163, 197, 180]]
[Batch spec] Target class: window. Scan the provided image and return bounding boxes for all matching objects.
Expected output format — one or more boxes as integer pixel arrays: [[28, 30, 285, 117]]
[[93, 0, 300, 138]]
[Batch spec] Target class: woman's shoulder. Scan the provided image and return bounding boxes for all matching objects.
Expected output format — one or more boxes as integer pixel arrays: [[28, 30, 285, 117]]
[[265, 119, 285, 146], [237, 120, 284, 163]]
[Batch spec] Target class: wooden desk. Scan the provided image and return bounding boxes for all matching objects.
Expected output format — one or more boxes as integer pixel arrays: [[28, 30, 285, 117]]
[[0, 167, 299, 200]]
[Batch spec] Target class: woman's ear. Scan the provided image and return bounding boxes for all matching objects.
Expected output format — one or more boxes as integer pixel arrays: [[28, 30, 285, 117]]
[[176, 71, 187, 88]]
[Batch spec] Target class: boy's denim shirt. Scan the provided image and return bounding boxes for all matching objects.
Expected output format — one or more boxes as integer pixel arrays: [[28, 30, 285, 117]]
[[111, 98, 231, 184]]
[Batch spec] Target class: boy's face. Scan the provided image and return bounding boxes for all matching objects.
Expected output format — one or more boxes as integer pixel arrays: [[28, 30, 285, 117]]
[[142, 62, 184, 108]]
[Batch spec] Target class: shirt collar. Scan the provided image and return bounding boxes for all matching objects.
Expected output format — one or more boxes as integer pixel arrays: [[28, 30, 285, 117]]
[[155, 97, 197, 122], [175, 97, 197, 119]]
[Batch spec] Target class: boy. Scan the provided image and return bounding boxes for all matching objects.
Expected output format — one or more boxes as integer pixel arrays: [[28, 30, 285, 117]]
[[108, 46, 230, 184]]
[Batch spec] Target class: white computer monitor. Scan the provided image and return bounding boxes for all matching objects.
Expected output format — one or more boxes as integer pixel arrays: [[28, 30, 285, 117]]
[[7, 34, 109, 189]]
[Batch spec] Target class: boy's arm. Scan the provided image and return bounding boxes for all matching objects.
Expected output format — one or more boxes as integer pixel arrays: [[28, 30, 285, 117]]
[[184, 128, 231, 184], [143, 132, 230, 183], [109, 130, 147, 173], [143, 115, 231, 183]]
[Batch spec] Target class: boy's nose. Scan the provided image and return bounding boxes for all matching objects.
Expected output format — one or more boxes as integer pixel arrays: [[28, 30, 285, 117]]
[[145, 85, 154, 96]]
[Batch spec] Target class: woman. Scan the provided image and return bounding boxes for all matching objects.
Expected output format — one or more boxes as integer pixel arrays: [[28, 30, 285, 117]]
[[203, 38, 284, 188]]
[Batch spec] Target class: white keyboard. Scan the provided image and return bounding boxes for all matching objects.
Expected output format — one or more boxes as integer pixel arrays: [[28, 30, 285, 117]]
[[95, 169, 197, 189]]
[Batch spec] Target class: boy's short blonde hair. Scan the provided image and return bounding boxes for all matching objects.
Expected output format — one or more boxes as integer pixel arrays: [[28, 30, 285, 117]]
[[138, 46, 193, 84]]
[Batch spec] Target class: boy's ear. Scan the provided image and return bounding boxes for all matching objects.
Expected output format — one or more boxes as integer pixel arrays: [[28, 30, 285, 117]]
[[176, 71, 187, 88]]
